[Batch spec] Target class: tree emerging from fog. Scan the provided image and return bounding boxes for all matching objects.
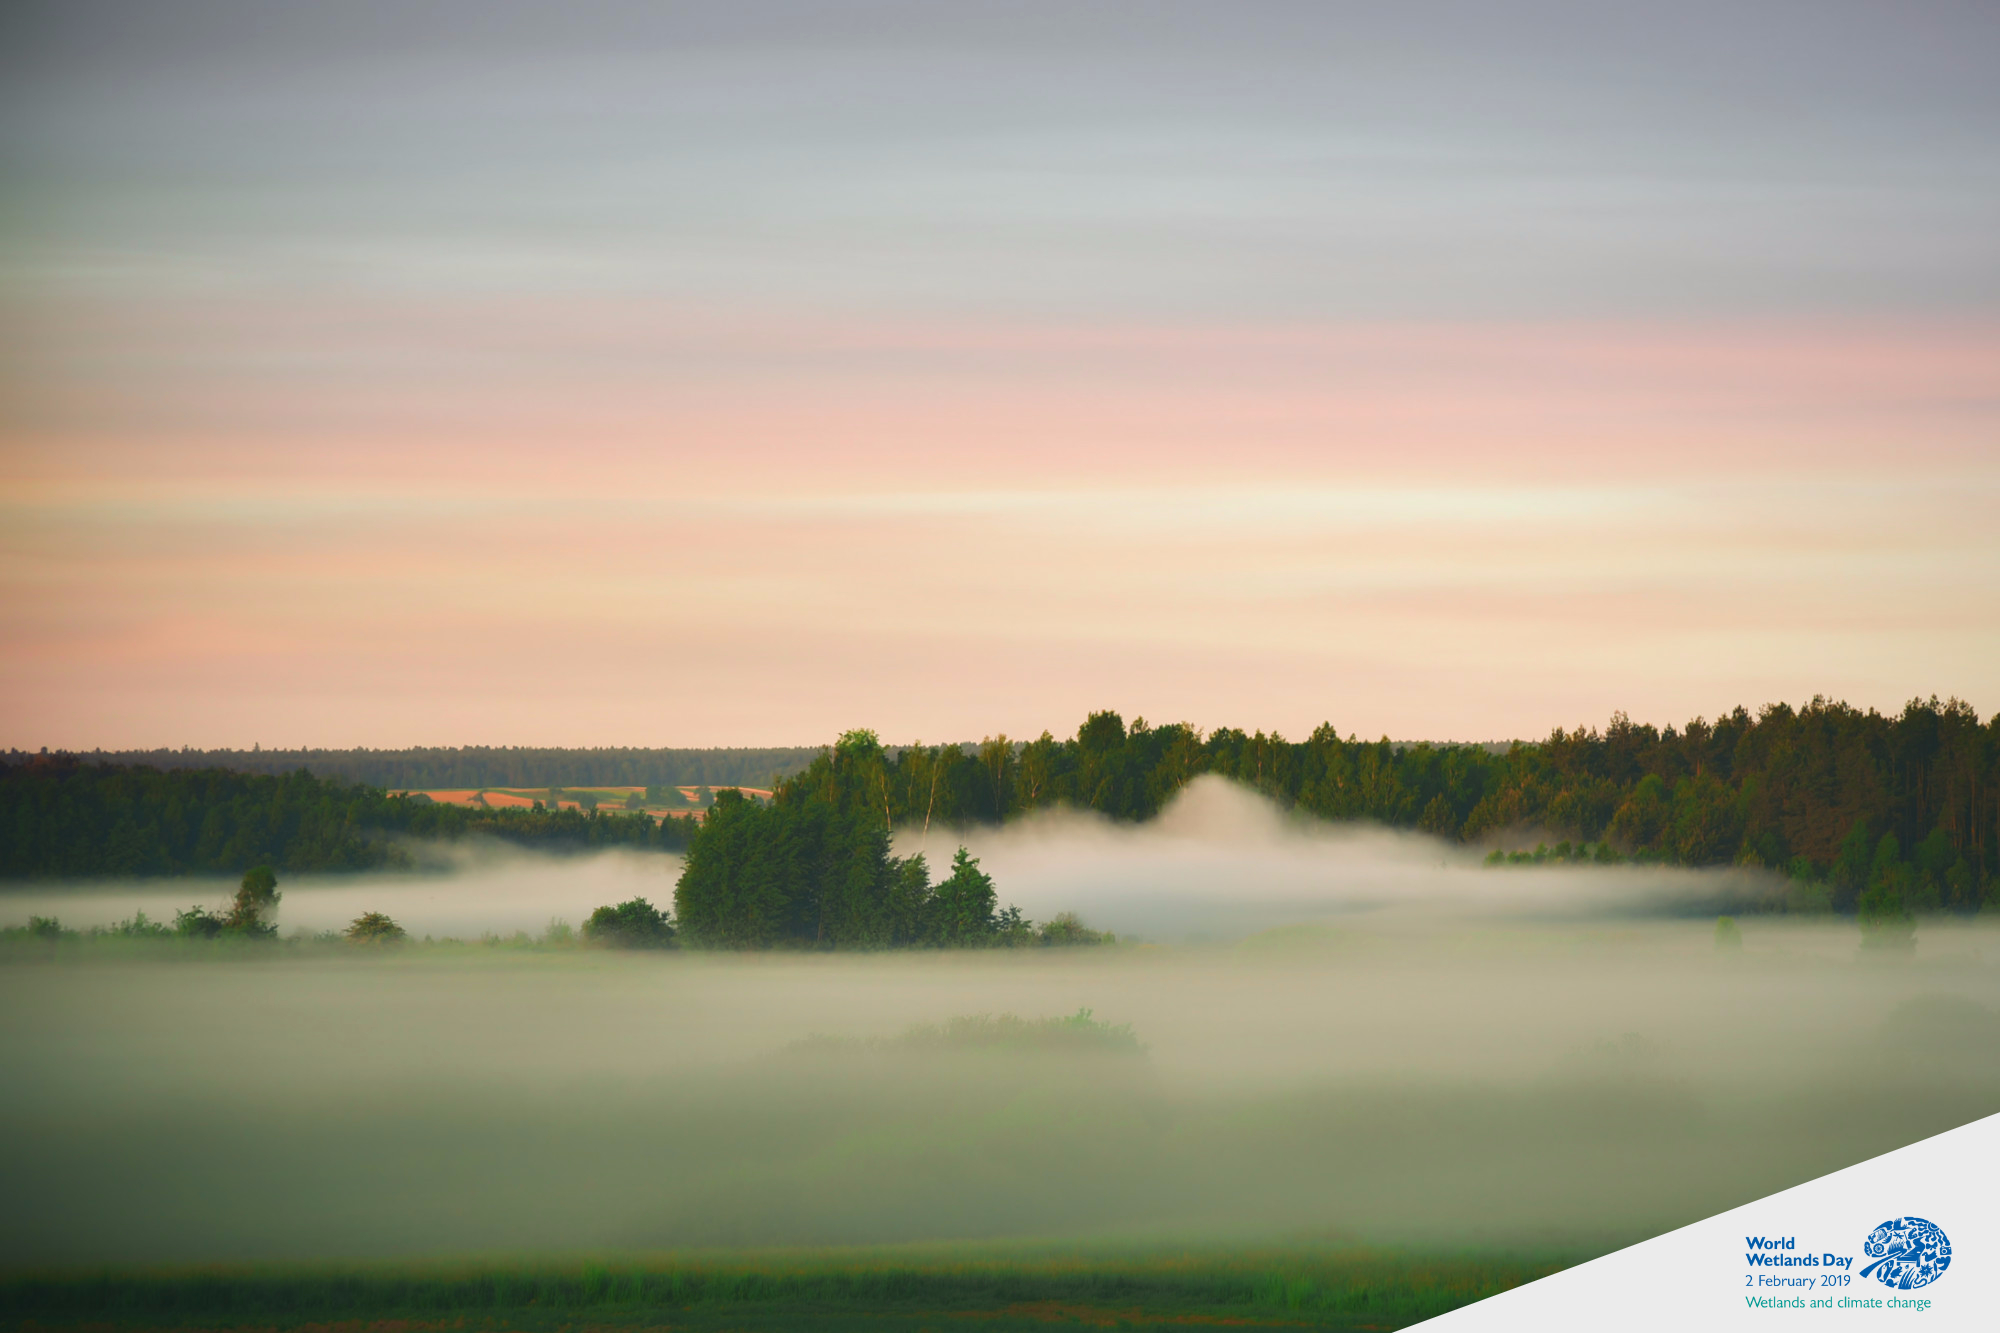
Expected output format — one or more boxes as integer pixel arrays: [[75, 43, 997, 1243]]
[[674, 730, 1038, 950]]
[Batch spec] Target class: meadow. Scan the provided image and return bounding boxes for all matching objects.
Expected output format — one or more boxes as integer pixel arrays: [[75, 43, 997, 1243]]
[[4, 919, 1994, 1254], [6, 780, 1996, 1330], [0, 1244, 1585, 1331]]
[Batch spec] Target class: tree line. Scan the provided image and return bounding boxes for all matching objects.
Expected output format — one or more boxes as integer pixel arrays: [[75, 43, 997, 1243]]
[[5, 745, 820, 792], [5, 695, 1995, 916], [0, 759, 693, 878], [744, 696, 1997, 915]]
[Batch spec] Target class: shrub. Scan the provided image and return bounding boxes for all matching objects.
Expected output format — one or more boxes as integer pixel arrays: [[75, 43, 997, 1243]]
[[583, 897, 676, 949], [345, 911, 407, 944], [99, 911, 171, 939], [27, 915, 65, 942], [224, 865, 281, 936], [174, 906, 225, 939], [1038, 911, 1116, 947]]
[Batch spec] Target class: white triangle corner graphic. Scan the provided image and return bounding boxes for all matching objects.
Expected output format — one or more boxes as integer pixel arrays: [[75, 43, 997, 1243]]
[[1418, 1112, 1999, 1331]]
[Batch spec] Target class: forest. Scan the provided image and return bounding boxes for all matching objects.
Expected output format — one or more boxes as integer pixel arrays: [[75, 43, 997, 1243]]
[[3, 696, 1995, 914], [742, 696, 1996, 914], [0, 761, 692, 877], [4, 745, 820, 791]]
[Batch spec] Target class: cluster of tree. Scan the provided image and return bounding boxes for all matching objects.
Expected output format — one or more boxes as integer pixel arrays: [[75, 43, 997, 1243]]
[[777, 698, 1996, 913], [14, 745, 818, 791], [1485, 841, 1625, 867], [671, 732, 1120, 950], [675, 788, 1015, 948], [0, 757, 694, 878]]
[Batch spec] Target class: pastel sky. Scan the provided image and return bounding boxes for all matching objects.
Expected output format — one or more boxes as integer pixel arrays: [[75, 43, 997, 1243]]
[[3, 1, 1997, 749]]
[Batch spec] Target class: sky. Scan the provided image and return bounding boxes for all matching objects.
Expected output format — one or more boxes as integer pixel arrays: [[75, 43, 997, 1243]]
[[2, 0, 1996, 749]]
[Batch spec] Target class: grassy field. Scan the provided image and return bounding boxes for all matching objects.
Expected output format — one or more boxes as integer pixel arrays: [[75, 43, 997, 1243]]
[[0, 1246, 1582, 1331], [392, 786, 774, 818]]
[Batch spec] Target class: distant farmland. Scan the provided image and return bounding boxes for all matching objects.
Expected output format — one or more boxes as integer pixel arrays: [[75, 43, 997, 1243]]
[[396, 785, 774, 821], [15, 746, 822, 791]]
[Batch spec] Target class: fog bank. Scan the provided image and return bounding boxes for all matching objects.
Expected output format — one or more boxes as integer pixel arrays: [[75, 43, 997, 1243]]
[[4, 781, 1992, 1266], [2, 777, 1779, 945], [0, 843, 682, 940], [3, 916, 1996, 1264], [916, 775, 1779, 939]]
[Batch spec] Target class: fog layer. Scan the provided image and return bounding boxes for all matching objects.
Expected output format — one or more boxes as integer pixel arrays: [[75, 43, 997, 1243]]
[[0, 844, 683, 941], [4, 782, 1995, 1264], [5, 934, 1996, 1262], [920, 776, 1780, 938], [2, 777, 1774, 944]]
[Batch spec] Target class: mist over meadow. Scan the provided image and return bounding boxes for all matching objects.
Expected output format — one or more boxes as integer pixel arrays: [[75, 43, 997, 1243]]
[[4, 779, 1995, 1266]]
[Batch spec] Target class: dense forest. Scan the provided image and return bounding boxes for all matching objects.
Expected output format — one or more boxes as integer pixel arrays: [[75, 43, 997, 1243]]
[[737, 696, 1995, 914], [0, 760, 692, 878], [4, 696, 1995, 914], [3, 745, 819, 791]]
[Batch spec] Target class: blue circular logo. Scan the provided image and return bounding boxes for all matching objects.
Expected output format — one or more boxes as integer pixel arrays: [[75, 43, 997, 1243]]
[[1860, 1217, 1951, 1290]]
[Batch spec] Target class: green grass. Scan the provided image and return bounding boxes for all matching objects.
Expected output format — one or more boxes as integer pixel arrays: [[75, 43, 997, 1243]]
[[0, 1246, 1580, 1331]]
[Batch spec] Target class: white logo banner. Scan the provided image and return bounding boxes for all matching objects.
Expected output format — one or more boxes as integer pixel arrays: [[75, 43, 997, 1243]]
[[1421, 1112, 1997, 1330]]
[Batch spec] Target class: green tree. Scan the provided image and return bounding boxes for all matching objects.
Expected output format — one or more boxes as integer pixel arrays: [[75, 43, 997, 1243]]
[[1830, 818, 1875, 913], [1670, 774, 1742, 865], [887, 852, 934, 944], [224, 865, 281, 936], [673, 790, 797, 947], [1910, 826, 1957, 912], [929, 847, 997, 946], [1417, 793, 1459, 838], [1609, 775, 1671, 853], [1858, 833, 1915, 951]]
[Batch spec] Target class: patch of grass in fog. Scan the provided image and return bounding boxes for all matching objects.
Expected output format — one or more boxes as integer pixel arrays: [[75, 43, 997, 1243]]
[[0, 1245, 1581, 1331], [792, 1008, 1144, 1058]]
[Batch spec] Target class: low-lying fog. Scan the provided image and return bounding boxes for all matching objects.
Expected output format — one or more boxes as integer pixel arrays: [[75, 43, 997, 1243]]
[[3, 778, 1996, 1265], [6, 778, 1781, 943]]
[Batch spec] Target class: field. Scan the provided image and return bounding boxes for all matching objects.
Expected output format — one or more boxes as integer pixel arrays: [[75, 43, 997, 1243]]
[[392, 787, 774, 820], [0, 1246, 1582, 1331], [5, 839, 1995, 1333]]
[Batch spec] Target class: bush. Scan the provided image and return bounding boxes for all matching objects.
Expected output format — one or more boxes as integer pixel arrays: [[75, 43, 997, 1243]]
[[345, 911, 407, 944], [583, 897, 676, 949], [1038, 911, 1116, 947], [174, 906, 225, 939], [99, 911, 171, 939], [224, 865, 281, 936]]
